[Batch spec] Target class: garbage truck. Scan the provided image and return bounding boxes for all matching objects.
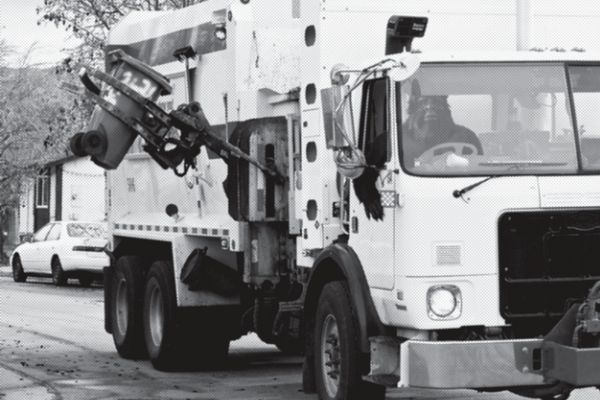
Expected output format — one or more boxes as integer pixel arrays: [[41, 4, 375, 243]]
[[70, 0, 600, 399]]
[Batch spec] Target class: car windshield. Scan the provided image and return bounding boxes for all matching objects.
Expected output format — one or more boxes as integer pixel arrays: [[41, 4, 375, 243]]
[[399, 63, 582, 176], [67, 223, 107, 239]]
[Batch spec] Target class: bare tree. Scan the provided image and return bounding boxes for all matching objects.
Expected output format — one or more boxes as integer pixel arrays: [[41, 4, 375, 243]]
[[0, 42, 91, 262]]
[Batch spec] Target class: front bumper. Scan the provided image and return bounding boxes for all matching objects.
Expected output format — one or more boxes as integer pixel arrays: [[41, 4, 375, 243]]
[[368, 336, 600, 389]]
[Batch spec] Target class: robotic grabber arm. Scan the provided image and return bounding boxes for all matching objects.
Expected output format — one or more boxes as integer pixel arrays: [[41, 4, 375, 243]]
[[70, 51, 283, 183]]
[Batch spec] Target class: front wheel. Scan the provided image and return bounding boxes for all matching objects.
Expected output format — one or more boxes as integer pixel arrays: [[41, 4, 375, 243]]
[[12, 255, 26, 283], [314, 281, 385, 400]]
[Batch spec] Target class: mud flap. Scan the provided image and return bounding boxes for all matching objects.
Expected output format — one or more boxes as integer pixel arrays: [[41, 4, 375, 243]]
[[180, 248, 240, 296]]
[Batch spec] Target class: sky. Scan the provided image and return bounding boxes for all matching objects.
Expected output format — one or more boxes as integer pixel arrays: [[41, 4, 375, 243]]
[[2, 0, 600, 67], [0, 0, 78, 67]]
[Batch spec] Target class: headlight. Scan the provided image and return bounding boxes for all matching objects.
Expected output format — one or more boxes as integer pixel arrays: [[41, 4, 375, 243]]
[[427, 285, 462, 320]]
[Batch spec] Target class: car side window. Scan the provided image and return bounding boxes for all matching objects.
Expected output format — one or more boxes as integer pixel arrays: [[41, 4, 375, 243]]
[[46, 224, 62, 241], [32, 224, 53, 242]]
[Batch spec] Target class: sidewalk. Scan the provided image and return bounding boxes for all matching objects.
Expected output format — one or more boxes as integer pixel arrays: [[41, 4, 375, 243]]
[[0, 265, 11, 278]]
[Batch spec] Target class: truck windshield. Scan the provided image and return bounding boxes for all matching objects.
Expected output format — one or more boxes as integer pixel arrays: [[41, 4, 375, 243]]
[[399, 63, 588, 176]]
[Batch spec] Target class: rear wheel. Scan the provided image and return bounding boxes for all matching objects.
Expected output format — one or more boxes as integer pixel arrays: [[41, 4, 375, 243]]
[[110, 256, 147, 359], [12, 255, 26, 283], [314, 281, 385, 400], [143, 260, 229, 371], [51, 257, 67, 286]]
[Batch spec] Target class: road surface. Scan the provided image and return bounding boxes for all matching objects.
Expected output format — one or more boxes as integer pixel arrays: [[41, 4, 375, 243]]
[[0, 274, 598, 400]]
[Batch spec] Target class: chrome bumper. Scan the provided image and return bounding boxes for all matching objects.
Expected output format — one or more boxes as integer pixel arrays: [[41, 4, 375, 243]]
[[368, 336, 600, 389]]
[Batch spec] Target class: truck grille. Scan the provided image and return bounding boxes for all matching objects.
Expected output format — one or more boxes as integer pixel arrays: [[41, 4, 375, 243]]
[[499, 210, 600, 334]]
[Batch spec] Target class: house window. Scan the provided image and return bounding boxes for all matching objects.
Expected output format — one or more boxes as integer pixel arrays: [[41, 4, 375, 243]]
[[36, 174, 49, 208]]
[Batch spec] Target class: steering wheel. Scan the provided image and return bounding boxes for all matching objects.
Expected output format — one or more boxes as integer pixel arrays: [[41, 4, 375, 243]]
[[417, 142, 478, 164]]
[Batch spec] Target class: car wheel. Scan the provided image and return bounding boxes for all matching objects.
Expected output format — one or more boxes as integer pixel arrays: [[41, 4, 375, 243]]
[[110, 256, 147, 359], [12, 255, 27, 283], [314, 281, 385, 400], [51, 257, 67, 286]]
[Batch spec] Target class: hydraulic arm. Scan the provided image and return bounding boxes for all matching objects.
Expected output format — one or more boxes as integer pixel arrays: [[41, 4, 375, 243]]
[[70, 50, 284, 182]]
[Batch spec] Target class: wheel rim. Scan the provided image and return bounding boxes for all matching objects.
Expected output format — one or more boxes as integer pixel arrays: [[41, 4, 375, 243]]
[[148, 281, 164, 348], [115, 277, 129, 335], [320, 314, 341, 398]]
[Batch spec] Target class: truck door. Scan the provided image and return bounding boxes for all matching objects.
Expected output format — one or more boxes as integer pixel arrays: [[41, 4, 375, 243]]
[[349, 77, 396, 290]]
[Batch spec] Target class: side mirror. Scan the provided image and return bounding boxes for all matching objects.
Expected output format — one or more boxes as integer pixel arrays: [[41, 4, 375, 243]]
[[334, 148, 366, 179]]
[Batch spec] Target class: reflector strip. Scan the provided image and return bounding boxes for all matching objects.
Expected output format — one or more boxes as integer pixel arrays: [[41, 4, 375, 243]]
[[112, 223, 230, 238]]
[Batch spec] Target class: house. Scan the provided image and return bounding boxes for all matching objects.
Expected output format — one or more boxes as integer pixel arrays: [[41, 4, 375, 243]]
[[18, 156, 106, 238]]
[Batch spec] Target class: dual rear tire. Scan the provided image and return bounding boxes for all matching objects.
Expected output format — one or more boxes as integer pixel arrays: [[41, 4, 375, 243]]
[[143, 261, 230, 370], [109, 257, 230, 370], [110, 256, 146, 359]]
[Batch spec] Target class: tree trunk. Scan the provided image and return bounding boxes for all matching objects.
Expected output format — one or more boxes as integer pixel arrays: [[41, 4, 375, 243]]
[[0, 211, 7, 265]]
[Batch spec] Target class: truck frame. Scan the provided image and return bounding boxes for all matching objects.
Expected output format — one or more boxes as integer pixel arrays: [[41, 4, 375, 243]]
[[71, 1, 600, 399]]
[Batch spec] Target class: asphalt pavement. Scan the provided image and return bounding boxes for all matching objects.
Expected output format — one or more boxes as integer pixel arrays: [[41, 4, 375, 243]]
[[1, 273, 599, 399]]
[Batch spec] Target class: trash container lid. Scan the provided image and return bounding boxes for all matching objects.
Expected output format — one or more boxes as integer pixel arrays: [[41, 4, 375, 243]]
[[107, 49, 172, 96]]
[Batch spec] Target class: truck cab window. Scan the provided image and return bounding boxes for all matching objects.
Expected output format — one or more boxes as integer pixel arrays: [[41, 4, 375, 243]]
[[569, 65, 600, 170], [360, 78, 389, 168]]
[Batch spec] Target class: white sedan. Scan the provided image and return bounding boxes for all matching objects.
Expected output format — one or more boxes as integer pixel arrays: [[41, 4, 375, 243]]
[[10, 221, 109, 286]]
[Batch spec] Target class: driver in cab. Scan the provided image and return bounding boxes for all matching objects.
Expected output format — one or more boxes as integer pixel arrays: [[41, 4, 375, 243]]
[[403, 90, 483, 168]]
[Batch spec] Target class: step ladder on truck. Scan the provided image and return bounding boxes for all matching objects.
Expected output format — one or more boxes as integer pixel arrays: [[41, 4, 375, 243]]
[[70, 1, 600, 399]]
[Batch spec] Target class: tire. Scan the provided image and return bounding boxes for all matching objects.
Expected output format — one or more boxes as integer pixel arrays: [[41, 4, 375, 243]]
[[51, 257, 67, 286], [143, 260, 230, 371], [314, 281, 385, 400], [143, 260, 179, 370], [12, 255, 26, 283], [110, 256, 147, 359]]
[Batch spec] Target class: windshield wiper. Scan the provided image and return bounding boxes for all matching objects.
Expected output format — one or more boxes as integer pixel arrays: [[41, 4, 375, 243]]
[[454, 160, 569, 198], [453, 176, 497, 198]]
